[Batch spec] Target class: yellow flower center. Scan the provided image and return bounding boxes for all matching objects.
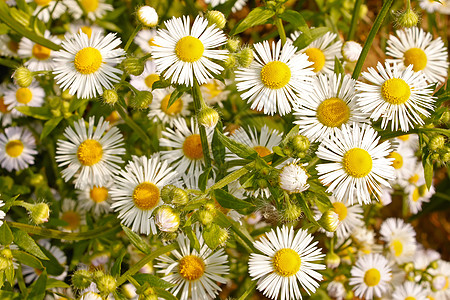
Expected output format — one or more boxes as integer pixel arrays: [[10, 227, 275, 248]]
[[89, 186, 109, 203], [160, 94, 183, 116], [272, 248, 301, 277], [182, 134, 203, 160], [147, 37, 157, 47], [304, 47, 326, 73], [34, 0, 51, 6], [144, 73, 159, 89], [391, 239, 403, 257], [74, 47, 102, 74], [332, 202, 348, 221], [32, 44, 52, 60], [5, 140, 24, 158], [175, 36, 204, 63], [260, 61, 291, 89], [61, 211, 81, 230], [178, 255, 205, 281], [203, 81, 222, 98], [253, 146, 272, 158], [364, 268, 381, 287], [405, 297, 416, 300], [398, 134, 410, 141], [132, 182, 160, 210], [316, 97, 351, 127], [106, 111, 119, 123], [15, 88, 33, 104], [409, 174, 419, 184], [0, 97, 9, 113], [8, 40, 19, 53], [80, 26, 93, 38], [342, 148, 373, 178], [381, 78, 411, 105], [403, 47, 427, 72], [77, 139, 103, 166], [388, 151, 403, 169], [412, 187, 420, 202], [81, 0, 98, 12]]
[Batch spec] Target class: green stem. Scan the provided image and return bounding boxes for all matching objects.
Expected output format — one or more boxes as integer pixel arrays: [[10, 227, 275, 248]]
[[124, 24, 142, 52], [123, 81, 140, 94], [115, 102, 152, 145], [347, 0, 362, 40], [306, 156, 320, 170], [352, 0, 394, 80], [434, 192, 450, 202], [237, 280, 257, 300], [275, 18, 287, 45], [192, 80, 212, 168], [7, 220, 121, 241], [116, 243, 177, 285], [206, 161, 255, 193]]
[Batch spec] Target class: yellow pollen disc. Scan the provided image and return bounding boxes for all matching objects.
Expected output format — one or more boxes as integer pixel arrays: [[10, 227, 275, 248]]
[[160, 94, 183, 115], [81, 26, 93, 38], [74, 47, 102, 74], [8, 40, 19, 53], [203, 81, 222, 98], [76, 139, 103, 166], [178, 255, 205, 281], [147, 37, 157, 47], [0, 97, 10, 113], [381, 78, 411, 105], [304, 48, 326, 73], [61, 211, 81, 230], [388, 151, 403, 169], [81, 0, 98, 12], [90, 186, 109, 203], [272, 248, 301, 277], [32, 44, 52, 60], [144, 73, 159, 89], [34, 0, 51, 5], [398, 134, 410, 141], [391, 239, 403, 256], [412, 187, 420, 202], [253, 146, 272, 158], [260, 61, 291, 89], [342, 148, 373, 178], [364, 268, 381, 287], [5, 140, 24, 158], [409, 174, 419, 184], [427, 297, 436, 300], [332, 202, 348, 221], [16, 87, 33, 104], [183, 134, 203, 160], [132, 182, 160, 210], [316, 97, 351, 127], [404, 47, 427, 72], [175, 36, 204, 63], [405, 297, 416, 300], [106, 111, 119, 123]]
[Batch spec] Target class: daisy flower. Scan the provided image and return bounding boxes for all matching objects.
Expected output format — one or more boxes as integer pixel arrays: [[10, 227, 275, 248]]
[[0, 127, 37, 172], [76, 181, 113, 217], [0, 35, 19, 57], [293, 73, 368, 142], [56, 116, 125, 189], [355, 62, 435, 132], [316, 123, 395, 205], [134, 29, 157, 53], [155, 228, 229, 300], [3, 82, 45, 117], [148, 87, 192, 126], [392, 281, 429, 300], [248, 225, 325, 300], [59, 199, 86, 232], [278, 162, 310, 194], [151, 15, 228, 87], [395, 133, 419, 152], [110, 155, 178, 235], [17, 30, 61, 71], [235, 40, 314, 116], [28, 0, 66, 22], [201, 79, 230, 107], [129, 60, 159, 92], [64, 0, 113, 20], [160, 118, 213, 175], [292, 31, 343, 75], [419, 0, 447, 13], [386, 27, 449, 84], [429, 260, 450, 300], [405, 179, 435, 214], [349, 253, 392, 300], [380, 218, 417, 264], [204, 0, 249, 12], [387, 144, 417, 185], [68, 22, 105, 39], [53, 31, 125, 99]]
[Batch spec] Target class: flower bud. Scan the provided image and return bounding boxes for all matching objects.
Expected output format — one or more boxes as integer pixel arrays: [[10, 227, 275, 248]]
[[137, 6, 158, 27], [102, 89, 119, 105], [226, 38, 240, 53], [30, 173, 45, 186], [342, 41, 362, 63], [430, 260, 439, 269], [161, 185, 177, 203], [282, 202, 302, 222], [325, 252, 341, 269], [397, 8, 419, 28], [130, 91, 153, 109], [291, 135, 310, 152], [319, 210, 340, 232], [30, 202, 50, 225], [0, 249, 13, 260], [171, 187, 189, 206], [439, 111, 450, 124], [206, 10, 226, 29], [96, 274, 117, 296], [217, 227, 229, 247], [72, 269, 93, 290], [236, 47, 254, 68], [154, 206, 180, 233], [404, 262, 414, 273], [0, 256, 12, 271], [14, 66, 33, 88], [123, 57, 145, 76], [198, 106, 220, 128], [430, 135, 445, 151], [198, 208, 215, 226], [224, 54, 237, 69], [279, 163, 309, 194]]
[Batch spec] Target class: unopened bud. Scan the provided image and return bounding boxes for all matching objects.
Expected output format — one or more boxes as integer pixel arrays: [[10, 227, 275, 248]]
[[325, 252, 341, 269], [123, 57, 145, 76], [30, 174, 45, 186], [14, 66, 33, 87], [171, 187, 189, 206], [72, 269, 93, 290], [161, 185, 176, 204], [430, 260, 439, 269], [439, 111, 450, 124], [319, 210, 340, 232], [102, 89, 119, 105], [198, 106, 220, 128], [130, 91, 153, 109], [0, 256, 12, 271], [0, 249, 13, 260], [96, 274, 117, 296], [226, 38, 240, 53], [430, 135, 445, 151], [224, 54, 237, 69], [236, 47, 254, 68], [154, 206, 180, 233], [206, 10, 226, 29], [282, 202, 302, 222], [30, 202, 50, 225], [217, 227, 229, 247], [404, 262, 414, 273], [397, 8, 419, 28], [198, 209, 215, 226], [342, 41, 362, 63], [137, 6, 158, 27], [291, 135, 310, 152]]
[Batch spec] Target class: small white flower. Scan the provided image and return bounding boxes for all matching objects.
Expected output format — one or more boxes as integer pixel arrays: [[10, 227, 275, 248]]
[[137, 6, 158, 27], [133, 29, 157, 53], [392, 281, 429, 300], [0, 127, 37, 172], [380, 218, 417, 264], [154, 206, 180, 233], [3, 82, 45, 118], [279, 162, 309, 193], [17, 30, 61, 72], [342, 40, 362, 63], [64, 0, 113, 20]]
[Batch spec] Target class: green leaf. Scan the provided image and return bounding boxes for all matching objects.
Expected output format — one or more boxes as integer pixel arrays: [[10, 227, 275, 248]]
[[40, 245, 65, 276], [155, 288, 178, 300], [5, 265, 14, 284], [230, 7, 275, 35], [45, 278, 70, 289], [202, 223, 221, 250], [214, 189, 255, 210], [40, 117, 63, 140], [296, 194, 319, 226], [212, 122, 226, 165], [423, 158, 433, 190], [279, 10, 310, 37], [121, 225, 151, 254], [199, 167, 212, 192], [215, 129, 257, 159], [132, 274, 175, 289], [111, 250, 126, 277], [293, 27, 329, 50], [334, 57, 344, 75], [0, 290, 18, 300], [26, 270, 47, 300], [14, 106, 52, 120], [0, 223, 13, 245], [167, 85, 189, 111], [12, 250, 44, 270], [0, 58, 20, 68], [13, 229, 48, 260], [152, 80, 171, 90], [184, 226, 200, 253]]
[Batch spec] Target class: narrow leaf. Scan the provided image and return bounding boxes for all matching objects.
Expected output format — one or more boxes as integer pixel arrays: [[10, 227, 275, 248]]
[[167, 86, 189, 110], [45, 278, 70, 289], [111, 250, 126, 277], [203, 223, 221, 250], [14, 106, 52, 120], [296, 195, 319, 226], [0, 223, 13, 245], [334, 57, 344, 75], [40, 117, 63, 140], [184, 226, 200, 253], [12, 250, 44, 270], [40, 246, 65, 276], [215, 129, 257, 159], [423, 159, 433, 190], [132, 274, 175, 289], [121, 225, 151, 254], [279, 10, 310, 37], [26, 270, 47, 300], [230, 7, 275, 35], [293, 27, 329, 50], [199, 167, 212, 192], [155, 288, 178, 300], [214, 189, 255, 210], [13, 229, 48, 260]]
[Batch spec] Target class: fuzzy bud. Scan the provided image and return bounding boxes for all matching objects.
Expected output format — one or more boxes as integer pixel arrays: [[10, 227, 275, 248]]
[[319, 210, 340, 232], [397, 8, 419, 28], [154, 206, 180, 233], [206, 10, 226, 29], [325, 252, 341, 269], [161, 185, 176, 203], [0, 256, 12, 271], [224, 54, 237, 69], [291, 135, 310, 152], [123, 57, 145, 76], [14, 66, 33, 88], [130, 91, 153, 109], [96, 274, 117, 296], [198, 205, 215, 226], [72, 269, 93, 290], [102, 89, 119, 105], [29, 202, 50, 225], [430, 135, 445, 151], [171, 187, 189, 206], [236, 47, 254, 68], [342, 41, 362, 63], [198, 106, 220, 128], [226, 38, 240, 53], [282, 202, 302, 222], [217, 227, 229, 247], [0, 249, 13, 260], [279, 163, 309, 194], [137, 6, 158, 27]]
